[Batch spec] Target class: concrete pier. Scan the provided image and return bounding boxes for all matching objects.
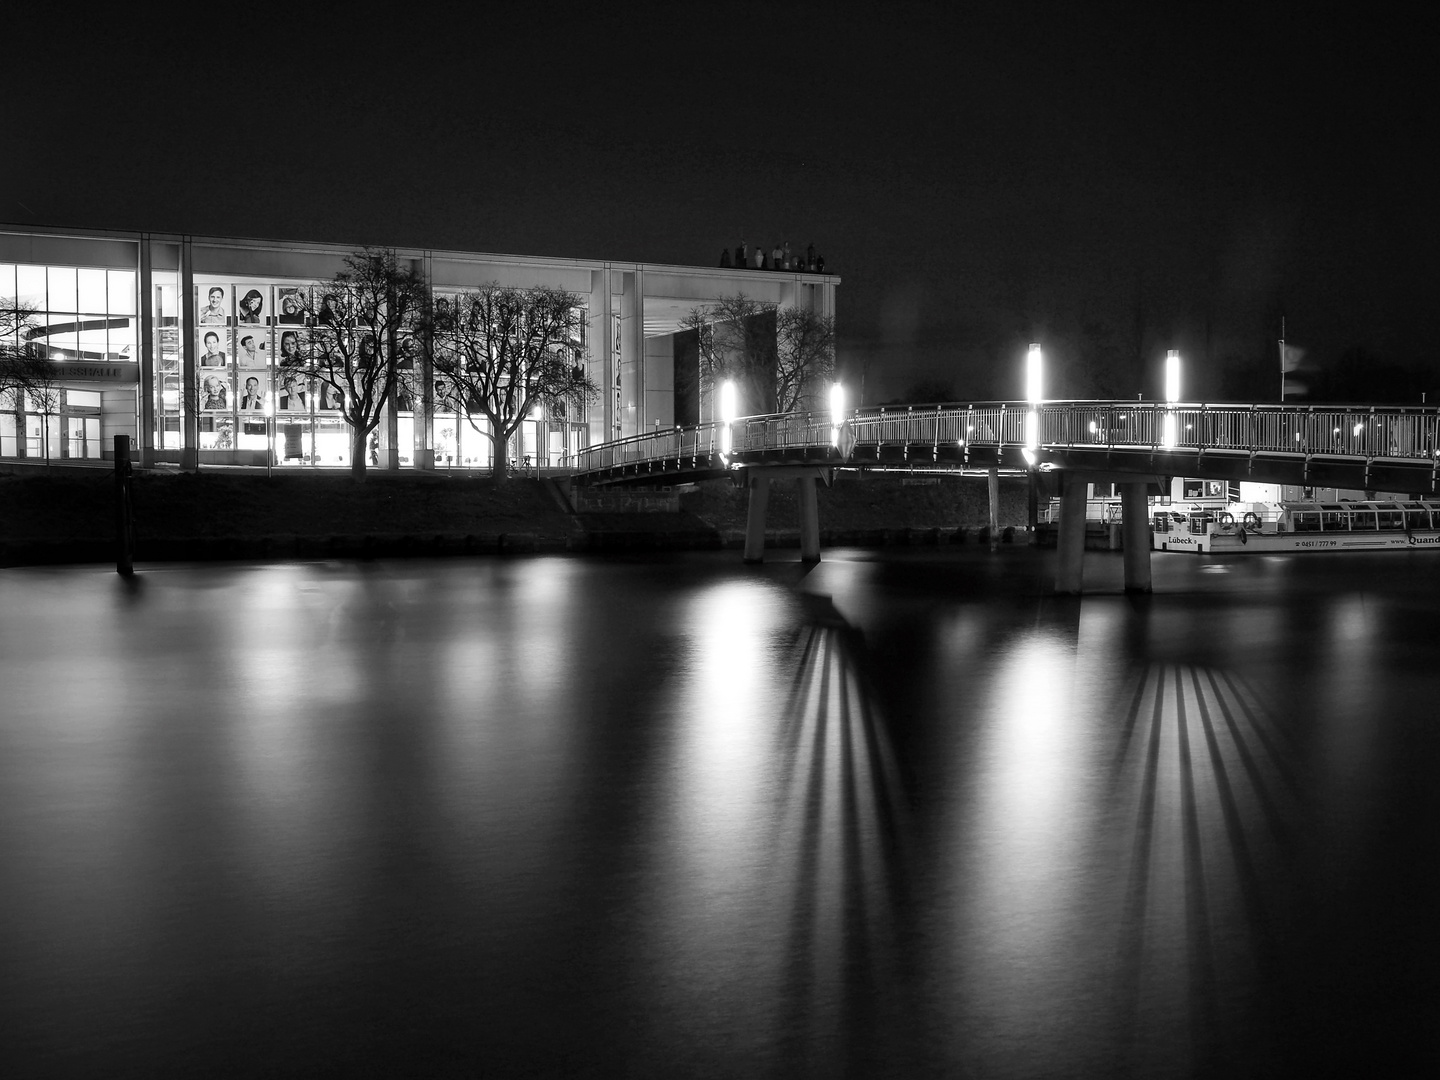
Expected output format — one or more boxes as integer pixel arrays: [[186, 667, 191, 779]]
[[1121, 481, 1152, 593], [798, 475, 821, 563], [1054, 473, 1088, 594]]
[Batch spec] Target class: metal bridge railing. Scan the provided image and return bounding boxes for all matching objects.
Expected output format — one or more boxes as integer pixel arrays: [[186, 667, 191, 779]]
[[571, 401, 1440, 475]]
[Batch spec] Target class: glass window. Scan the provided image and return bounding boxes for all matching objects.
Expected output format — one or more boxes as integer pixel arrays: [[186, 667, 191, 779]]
[[109, 319, 136, 360], [78, 268, 107, 313], [107, 270, 136, 315], [47, 266, 77, 312], [0, 263, 15, 298], [66, 389, 102, 409], [16, 265, 45, 308]]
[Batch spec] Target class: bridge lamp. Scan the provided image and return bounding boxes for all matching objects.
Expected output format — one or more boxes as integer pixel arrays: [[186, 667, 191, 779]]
[[719, 379, 737, 458], [1024, 343, 1042, 458], [1352, 422, 1364, 436], [1162, 350, 1180, 449], [829, 381, 845, 446]]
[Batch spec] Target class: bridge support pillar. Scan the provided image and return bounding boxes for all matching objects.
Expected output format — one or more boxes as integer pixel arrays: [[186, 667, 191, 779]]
[[1055, 472, 1088, 595], [1121, 482, 1153, 593], [988, 467, 1000, 549], [798, 475, 821, 563], [743, 472, 771, 563]]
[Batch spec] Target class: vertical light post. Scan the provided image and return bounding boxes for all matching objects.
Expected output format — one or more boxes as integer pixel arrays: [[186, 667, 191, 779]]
[[829, 381, 845, 447], [1163, 349, 1180, 449], [265, 395, 274, 478], [1024, 343, 1042, 542], [529, 404, 541, 475], [719, 379, 737, 459], [1024, 343, 1042, 459]]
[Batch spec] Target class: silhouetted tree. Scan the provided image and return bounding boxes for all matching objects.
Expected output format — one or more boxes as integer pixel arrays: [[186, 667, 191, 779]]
[[0, 296, 43, 400], [430, 283, 597, 481], [681, 294, 777, 416], [775, 306, 837, 412], [282, 249, 429, 480]]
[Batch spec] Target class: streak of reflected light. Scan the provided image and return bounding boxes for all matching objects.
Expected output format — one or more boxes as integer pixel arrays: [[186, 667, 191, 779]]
[[1111, 662, 1302, 1074], [768, 592, 907, 1069]]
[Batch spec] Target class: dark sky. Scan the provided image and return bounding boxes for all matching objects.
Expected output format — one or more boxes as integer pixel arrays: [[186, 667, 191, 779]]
[[6, 4, 1435, 403]]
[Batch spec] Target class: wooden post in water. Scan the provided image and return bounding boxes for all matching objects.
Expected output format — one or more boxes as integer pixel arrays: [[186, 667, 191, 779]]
[[114, 435, 134, 576]]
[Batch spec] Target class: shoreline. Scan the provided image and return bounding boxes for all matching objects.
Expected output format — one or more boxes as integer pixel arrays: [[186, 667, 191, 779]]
[[0, 470, 1028, 567]]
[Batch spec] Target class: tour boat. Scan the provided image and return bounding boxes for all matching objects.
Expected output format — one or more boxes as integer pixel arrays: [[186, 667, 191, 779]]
[[1151, 500, 1440, 554]]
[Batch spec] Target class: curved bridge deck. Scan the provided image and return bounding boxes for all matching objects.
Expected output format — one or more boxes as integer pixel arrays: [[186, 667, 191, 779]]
[[575, 400, 1440, 494]]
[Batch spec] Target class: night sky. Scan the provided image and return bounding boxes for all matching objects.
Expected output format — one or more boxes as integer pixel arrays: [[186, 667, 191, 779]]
[[6, 5, 1435, 404]]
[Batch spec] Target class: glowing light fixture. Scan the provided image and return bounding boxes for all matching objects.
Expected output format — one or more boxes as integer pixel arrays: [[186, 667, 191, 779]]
[[1165, 350, 1181, 404], [1024, 343, 1042, 454], [1161, 349, 1181, 449], [829, 382, 845, 447], [720, 380, 737, 424], [720, 379, 737, 458]]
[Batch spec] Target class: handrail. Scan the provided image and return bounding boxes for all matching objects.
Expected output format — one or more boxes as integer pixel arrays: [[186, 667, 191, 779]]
[[571, 400, 1440, 476]]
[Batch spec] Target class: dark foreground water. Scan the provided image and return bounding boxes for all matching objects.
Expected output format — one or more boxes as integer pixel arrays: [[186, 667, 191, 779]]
[[3, 547, 1438, 1078]]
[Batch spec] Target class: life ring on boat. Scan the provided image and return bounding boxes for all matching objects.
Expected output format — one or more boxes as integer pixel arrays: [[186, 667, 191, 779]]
[[1242, 511, 1262, 530], [1215, 511, 1234, 526]]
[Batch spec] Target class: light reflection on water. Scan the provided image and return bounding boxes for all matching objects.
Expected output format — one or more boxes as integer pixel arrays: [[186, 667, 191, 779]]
[[3, 549, 1439, 1076]]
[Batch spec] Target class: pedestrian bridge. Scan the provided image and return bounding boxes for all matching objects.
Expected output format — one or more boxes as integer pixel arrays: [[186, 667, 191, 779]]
[[571, 400, 1440, 590], [574, 400, 1440, 493]]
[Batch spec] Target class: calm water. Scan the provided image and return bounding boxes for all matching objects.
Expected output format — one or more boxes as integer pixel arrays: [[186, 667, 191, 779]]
[[2, 548, 1438, 1077]]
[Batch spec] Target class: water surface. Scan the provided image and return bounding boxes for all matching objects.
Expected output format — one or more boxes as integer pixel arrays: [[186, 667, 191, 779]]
[[3, 548, 1437, 1076]]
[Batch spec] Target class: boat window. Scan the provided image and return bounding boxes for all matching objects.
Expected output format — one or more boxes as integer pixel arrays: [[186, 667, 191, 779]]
[[1406, 509, 1432, 530], [1293, 511, 1322, 533], [1320, 511, 1349, 530], [1351, 511, 1379, 531], [1377, 510, 1404, 529]]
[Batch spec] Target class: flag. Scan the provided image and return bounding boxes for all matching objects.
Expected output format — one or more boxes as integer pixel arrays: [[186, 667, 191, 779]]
[[1280, 342, 1306, 372]]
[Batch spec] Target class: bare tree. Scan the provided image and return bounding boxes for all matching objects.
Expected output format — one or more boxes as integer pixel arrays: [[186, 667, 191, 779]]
[[682, 294, 834, 417], [775, 306, 836, 413], [0, 296, 43, 400], [281, 249, 429, 480], [680, 294, 777, 417], [431, 283, 597, 480], [0, 297, 50, 462]]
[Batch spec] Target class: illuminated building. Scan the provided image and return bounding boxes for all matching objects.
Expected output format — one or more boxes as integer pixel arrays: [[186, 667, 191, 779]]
[[0, 225, 837, 469]]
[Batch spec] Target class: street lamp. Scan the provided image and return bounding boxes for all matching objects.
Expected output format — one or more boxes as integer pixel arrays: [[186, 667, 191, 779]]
[[1024, 343, 1042, 462], [829, 381, 845, 447], [1163, 349, 1180, 449], [720, 379, 737, 458]]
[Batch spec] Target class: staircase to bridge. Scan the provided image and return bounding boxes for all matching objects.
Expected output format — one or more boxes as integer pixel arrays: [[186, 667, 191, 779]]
[[569, 400, 1440, 591]]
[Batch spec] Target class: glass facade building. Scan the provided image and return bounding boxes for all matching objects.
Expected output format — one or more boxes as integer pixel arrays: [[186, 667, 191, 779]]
[[1, 226, 838, 470]]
